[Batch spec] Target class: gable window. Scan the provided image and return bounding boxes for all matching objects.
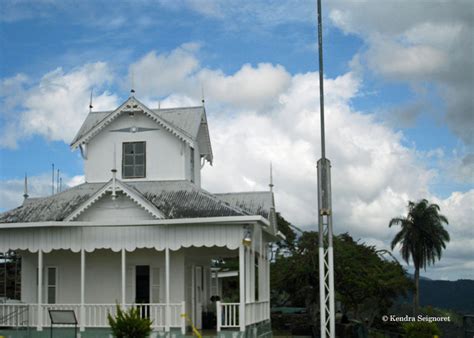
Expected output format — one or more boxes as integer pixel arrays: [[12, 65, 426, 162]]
[[122, 142, 146, 179]]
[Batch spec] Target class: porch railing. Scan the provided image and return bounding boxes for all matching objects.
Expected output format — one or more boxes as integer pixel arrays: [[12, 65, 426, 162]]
[[1, 302, 185, 332], [216, 302, 239, 331], [214, 300, 272, 332], [0, 303, 29, 327], [245, 300, 270, 326]]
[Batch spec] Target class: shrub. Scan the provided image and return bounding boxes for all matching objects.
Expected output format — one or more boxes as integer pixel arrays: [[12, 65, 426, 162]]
[[107, 305, 152, 338], [403, 321, 441, 338]]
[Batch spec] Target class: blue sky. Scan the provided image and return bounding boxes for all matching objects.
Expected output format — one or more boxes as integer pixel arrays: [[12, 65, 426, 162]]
[[0, 0, 473, 280]]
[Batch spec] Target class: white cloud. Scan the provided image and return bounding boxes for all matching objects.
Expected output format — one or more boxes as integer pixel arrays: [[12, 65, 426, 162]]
[[328, 1, 474, 146], [201, 69, 433, 235], [130, 43, 201, 98], [0, 62, 119, 148], [130, 44, 292, 111], [0, 42, 471, 279]]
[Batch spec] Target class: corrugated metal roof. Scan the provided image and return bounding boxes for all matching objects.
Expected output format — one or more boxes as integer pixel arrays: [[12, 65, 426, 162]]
[[71, 106, 204, 145], [215, 191, 274, 219], [131, 180, 248, 218], [69, 103, 212, 162], [71, 111, 111, 145], [0, 183, 103, 223], [152, 107, 203, 139], [0, 181, 265, 223]]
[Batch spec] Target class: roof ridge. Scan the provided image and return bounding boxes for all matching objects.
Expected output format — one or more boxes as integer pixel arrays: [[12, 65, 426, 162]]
[[151, 106, 203, 111], [215, 191, 272, 195]]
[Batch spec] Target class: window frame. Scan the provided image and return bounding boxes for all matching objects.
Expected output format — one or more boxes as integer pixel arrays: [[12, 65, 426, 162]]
[[122, 141, 146, 179], [45, 266, 58, 304]]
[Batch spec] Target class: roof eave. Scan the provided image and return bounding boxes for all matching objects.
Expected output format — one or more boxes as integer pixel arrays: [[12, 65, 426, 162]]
[[0, 215, 270, 229]]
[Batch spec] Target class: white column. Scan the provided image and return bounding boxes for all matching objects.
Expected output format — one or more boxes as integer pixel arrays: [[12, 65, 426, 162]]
[[245, 247, 250, 303], [266, 251, 271, 319], [165, 248, 170, 332], [121, 249, 126, 307], [250, 241, 255, 302], [191, 264, 195, 325], [37, 250, 43, 331], [181, 301, 186, 335], [216, 300, 221, 332], [80, 249, 85, 331], [239, 245, 246, 332]]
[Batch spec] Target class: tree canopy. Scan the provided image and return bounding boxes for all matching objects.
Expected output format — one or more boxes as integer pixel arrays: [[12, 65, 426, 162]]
[[389, 199, 449, 314], [271, 214, 412, 326]]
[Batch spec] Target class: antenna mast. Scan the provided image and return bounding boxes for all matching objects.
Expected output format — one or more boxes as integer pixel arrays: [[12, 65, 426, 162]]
[[316, 0, 336, 337]]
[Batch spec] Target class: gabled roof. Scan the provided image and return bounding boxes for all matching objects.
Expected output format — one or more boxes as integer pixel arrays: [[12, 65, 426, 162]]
[[64, 179, 166, 221], [0, 180, 259, 224], [70, 97, 213, 163]]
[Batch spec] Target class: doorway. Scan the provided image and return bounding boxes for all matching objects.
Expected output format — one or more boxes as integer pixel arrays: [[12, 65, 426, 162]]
[[135, 265, 150, 303]]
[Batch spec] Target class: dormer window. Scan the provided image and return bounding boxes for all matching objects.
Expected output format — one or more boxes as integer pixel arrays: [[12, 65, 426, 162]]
[[122, 142, 146, 179]]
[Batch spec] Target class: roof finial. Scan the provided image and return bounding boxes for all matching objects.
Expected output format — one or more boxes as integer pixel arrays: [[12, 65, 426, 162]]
[[51, 163, 55, 196], [23, 173, 29, 200], [201, 85, 205, 105], [89, 88, 94, 113], [130, 69, 135, 95], [269, 162, 274, 192], [158, 101, 161, 109]]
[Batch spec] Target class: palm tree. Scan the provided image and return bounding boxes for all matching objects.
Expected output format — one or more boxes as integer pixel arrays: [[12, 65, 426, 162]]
[[389, 199, 449, 314]]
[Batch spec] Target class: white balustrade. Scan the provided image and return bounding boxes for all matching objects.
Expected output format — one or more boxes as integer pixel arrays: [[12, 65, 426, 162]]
[[245, 300, 270, 325], [1, 302, 185, 330], [0, 304, 29, 327], [216, 302, 240, 331]]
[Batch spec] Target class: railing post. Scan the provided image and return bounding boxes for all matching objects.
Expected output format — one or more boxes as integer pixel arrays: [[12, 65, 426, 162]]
[[165, 248, 170, 332], [181, 301, 186, 335], [80, 248, 85, 331], [239, 245, 246, 332], [37, 250, 43, 331], [121, 249, 126, 307], [216, 301, 221, 332]]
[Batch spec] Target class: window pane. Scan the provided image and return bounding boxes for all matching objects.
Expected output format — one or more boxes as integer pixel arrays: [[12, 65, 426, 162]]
[[124, 155, 134, 165], [48, 287, 56, 304], [135, 154, 144, 165], [124, 143, 133, 154], [135, 165, 144, 177], [123, 166, 134, 178], [48, 268, 56, 286], [135, 142, 144, 154]]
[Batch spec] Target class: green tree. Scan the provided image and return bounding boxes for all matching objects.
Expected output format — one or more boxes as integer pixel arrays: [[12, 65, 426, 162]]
[[271, 226, 412, 327], [389, 199, 450, 314]]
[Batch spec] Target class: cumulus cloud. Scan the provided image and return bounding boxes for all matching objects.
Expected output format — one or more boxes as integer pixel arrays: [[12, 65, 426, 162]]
[[201, 69, 434, 239], [0, 62, 119, 148], [0, 43, 471, 279], [328, 1, 474, 147], [130, 44, 292, 111]]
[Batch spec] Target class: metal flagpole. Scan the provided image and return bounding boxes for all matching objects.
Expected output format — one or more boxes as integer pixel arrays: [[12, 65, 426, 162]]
[[316, 0, 336, 337]]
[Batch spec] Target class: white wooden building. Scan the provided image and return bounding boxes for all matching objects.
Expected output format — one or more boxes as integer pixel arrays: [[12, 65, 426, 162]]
[[0, 95, 278, 336]]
